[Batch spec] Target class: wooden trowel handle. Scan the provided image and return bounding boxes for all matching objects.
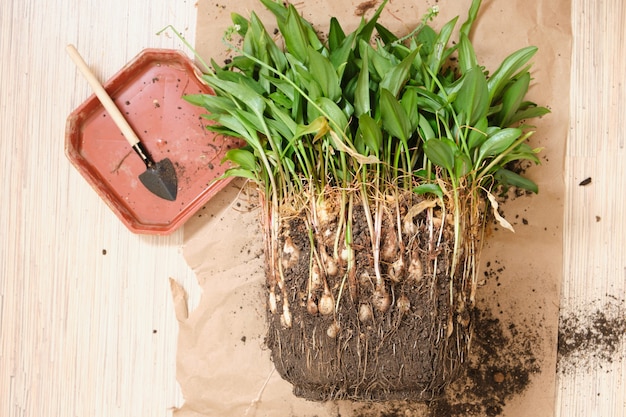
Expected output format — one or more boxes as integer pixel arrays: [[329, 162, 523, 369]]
[[66, 44, 140, 147]]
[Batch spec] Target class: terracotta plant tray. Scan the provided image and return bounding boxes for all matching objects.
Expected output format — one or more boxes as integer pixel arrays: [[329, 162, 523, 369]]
[[66, 49, 242, 234]]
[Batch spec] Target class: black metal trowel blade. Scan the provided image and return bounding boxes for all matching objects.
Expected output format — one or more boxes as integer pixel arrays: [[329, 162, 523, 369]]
[[138, 158, 178, 201]]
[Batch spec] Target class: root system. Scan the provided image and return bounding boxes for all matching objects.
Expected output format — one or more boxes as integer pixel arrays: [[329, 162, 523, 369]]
[[265, 190, 478, 401]]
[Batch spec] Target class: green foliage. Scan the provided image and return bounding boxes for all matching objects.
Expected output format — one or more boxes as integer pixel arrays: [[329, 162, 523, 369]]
[[186, 0, 549, 205]]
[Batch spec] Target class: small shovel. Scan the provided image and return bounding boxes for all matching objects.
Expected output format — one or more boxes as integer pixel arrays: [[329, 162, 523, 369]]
[[66, 44, 178, 201]]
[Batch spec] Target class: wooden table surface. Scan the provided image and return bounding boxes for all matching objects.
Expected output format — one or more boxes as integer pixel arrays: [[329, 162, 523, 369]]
[[1, 0, 624, 416]]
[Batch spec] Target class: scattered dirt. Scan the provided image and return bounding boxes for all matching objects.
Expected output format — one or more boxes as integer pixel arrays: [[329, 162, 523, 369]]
[[338, 306, 542, 417], [557, 296, 626, 375], [427, 308, 541, 417], [355, 1, 379, 16]]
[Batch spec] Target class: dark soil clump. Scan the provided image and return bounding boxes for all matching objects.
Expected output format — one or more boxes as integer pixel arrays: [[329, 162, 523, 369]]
[[265, 195, 475, 401], [343, 307, 542, 417]]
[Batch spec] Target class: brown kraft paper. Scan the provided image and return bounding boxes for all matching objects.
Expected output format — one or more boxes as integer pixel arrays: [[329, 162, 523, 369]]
[[174, 1, 571, 415]]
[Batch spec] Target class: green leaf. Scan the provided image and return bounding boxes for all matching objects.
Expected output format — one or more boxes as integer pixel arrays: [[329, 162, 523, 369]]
[[267, 101, 297, 136], [356, 0, 389, 42], [259, 0, 288, 21], [278, 4, 313, 63], [498, 71, 531, 126], [224, 148, 257, 171], [488, 46, 538, 102], [328, 17, 346, 51], [210, 113, 262, 149], [454, 65, 489, 126], [315, 97, 349, 133], [476, 127, 522, 164], [454, 152, 473, 177], [380, 88, 412, 141], [230, 13, 249, 36], [380, 48, 419, 97], [204, 77, 266, 115], [495, 168, 538, 193], [414, 183, 443, 199], [374, 22, 398, 45], [427, 16, 459, 76], [424, 138, 457, 172], [231, 108, 268, 136], [457, 33, 478, 74], [467, 116, 488, 150], [263, 33, 288, 72], [417, 113, 436, 141], [307, 47, 341, 101], [286, 54, 322, 101], [499, 142, 541, 165], [355, 113, 382, 156], [400, 89, 420, 132], [261, 0, 323, 54], [360, 40, 393, 82], [459, 0, 482, 38], [354, 45, 371, 117], [416, 25, 437, 57], [220, 167, 258, 182], [330, 31, 357, 76], [203, 120, 244, 139], [508, 104, 551, 125], [414, 87, 447, 114], [414, 168, 435, 181]]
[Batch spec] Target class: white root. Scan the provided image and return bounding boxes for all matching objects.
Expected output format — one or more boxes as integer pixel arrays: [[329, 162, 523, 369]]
[[446, 313, 454, 338], [373, 207, 385, 292], [316, 199, 332, 226], [407, 253, 423, 282], [326, 321, 340, 338], [381, 228, 398, 261], [321, 247, 338, 276], [372, 283, 391, 313], [397, 294, 411, 314], [307, 297, 319, 315], [318, 288, 334, 316], [281, 236, 300, 269], [403, 219, 418, 236], [358, 303, 373, 323], [388, 257, 405, 282], [268, 289, 277, 314], [359, 271, 373, 287], [307, 262, 322, 315], [282, 302, 292, 328], [340, 246, 350, 262], [310, 262, 322, 291]]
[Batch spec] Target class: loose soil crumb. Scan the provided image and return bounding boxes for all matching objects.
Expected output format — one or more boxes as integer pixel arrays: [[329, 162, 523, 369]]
[[355, 1, 379, 16], [557, 296, 626, 375], [336, 306, 542, 417], [427, 308, 541, 417]]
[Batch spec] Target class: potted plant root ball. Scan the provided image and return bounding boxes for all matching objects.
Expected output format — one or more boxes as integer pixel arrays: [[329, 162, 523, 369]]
[[185, 0, 549, 402]]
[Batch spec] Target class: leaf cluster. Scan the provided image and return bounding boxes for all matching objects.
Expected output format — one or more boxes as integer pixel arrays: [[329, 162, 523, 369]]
[[185, 0, 549, 206]]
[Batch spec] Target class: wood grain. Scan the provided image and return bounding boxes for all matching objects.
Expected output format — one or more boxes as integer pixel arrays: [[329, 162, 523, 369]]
[[0, 1, 200, 416], [556, 0, 626, 416]]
